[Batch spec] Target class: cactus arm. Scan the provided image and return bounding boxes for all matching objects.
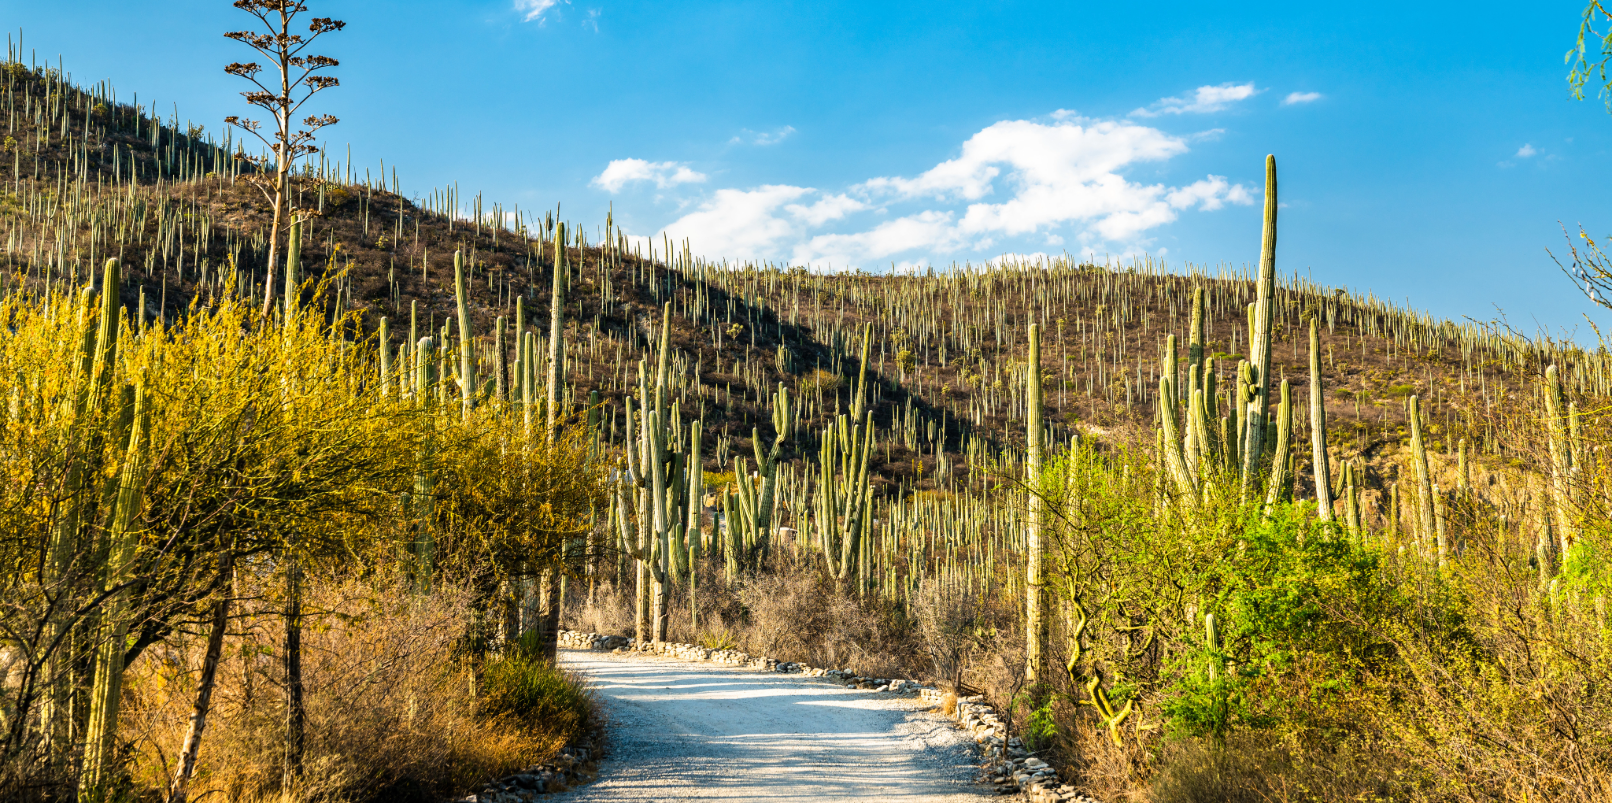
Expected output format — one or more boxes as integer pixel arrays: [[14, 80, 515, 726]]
[[1409, 395, 1437, 551], [1158, 375, 1196, 498], [1264, 379, 1293, 508]]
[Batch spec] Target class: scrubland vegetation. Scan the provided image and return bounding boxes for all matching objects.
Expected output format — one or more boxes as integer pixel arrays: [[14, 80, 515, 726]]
[[3, 25, 1612, 803]]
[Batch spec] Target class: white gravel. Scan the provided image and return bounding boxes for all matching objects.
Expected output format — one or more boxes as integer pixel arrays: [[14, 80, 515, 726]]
[[555, 647, 997, 802]]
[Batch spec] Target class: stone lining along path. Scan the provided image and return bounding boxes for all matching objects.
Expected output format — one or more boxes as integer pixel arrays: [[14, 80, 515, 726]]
[[550, 643, 999, 802]]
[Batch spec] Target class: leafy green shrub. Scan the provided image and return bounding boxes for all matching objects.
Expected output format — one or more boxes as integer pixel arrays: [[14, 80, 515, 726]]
[[1163, 507, 1403, 743]]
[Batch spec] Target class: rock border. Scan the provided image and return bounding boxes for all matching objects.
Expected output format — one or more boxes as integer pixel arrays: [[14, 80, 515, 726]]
[[556, 630, 1099, 802]]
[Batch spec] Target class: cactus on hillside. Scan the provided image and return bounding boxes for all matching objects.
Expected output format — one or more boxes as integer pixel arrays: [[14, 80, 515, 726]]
[[1025, 323, 1046, 687], [1309, 317, 1333, 521], [1240, 156, 1278, 496]]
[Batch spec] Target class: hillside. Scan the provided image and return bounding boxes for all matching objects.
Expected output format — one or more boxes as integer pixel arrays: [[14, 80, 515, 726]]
[[3, 54, 1607, 514]]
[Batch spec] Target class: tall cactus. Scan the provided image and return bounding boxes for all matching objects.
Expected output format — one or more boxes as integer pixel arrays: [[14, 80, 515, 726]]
[[615, 307, 695, 643], [1309, 317, 1333, 520], [1543, 365, 1578, 552], [453, 250, 475, 420], [817, 411, 875, 594], [1409, 395, 1436, 553], [1024, 323, 1045, 687], [80, 380, 149, 796], [1241, 156, 1278, 496], [43, 259, 121, 747], [1158, 334, 1196, 499], [547, 222, 567, 441], [282, 215, 302, 324], [1264, 379, 1293, 508], [413, 336, 437, 589]]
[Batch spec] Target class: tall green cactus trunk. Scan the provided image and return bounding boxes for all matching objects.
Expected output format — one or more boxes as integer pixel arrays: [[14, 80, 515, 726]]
[[1241, 156, 1278, 497], [688, 422, 702, 633], [43, 259, 121, 750], [534, 230, 569, 656], [282, 215, 300, 325], [79, 380, 148, 798], [547, 223, 567, 441], [453, 250, 476, 421]]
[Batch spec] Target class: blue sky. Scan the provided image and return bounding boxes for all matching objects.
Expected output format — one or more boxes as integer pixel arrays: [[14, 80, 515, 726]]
[[9, 1, 1612, 337]]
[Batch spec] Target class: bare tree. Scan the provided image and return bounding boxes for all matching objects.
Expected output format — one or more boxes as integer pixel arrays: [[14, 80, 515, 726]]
[[222, 0, 344, 318]]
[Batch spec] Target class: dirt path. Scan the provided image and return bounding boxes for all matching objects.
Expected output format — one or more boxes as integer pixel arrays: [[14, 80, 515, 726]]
[[555, 648, 997, 802]]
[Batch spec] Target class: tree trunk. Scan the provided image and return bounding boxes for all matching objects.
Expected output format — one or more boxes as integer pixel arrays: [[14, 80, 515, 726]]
[[259, 171, 286, 318], [170, 555, 234, 803], [537, 568, 561, 661]]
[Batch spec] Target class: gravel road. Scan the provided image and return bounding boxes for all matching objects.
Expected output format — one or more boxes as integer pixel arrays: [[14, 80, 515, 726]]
[[555, 647, 997, 802]]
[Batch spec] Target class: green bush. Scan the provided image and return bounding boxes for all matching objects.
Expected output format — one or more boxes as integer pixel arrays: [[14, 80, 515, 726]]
[[479, 644, 595, 738], [1162, 506, 1404, 742]]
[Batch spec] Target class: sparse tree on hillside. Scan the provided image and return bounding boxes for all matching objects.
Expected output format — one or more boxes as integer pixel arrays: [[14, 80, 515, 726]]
[[221, 0, 344, 319]]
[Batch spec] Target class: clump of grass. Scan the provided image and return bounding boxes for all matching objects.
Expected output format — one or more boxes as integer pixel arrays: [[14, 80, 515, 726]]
[[480, 635, 596, 739], [698, 628, 739, 651]]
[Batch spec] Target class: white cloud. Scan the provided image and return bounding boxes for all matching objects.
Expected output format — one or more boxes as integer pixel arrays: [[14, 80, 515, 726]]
[[1282, 91, 1323, 105], [591, 159, 707, 193], [1516, 143, 1537, 158], [785, 193, 867, 225], [729, 126, 796, 146], [622, 107, 1254, 270], [657, 185, 815, 259], [515, 0, 559, 22], [1131, 82, 1259, 117]]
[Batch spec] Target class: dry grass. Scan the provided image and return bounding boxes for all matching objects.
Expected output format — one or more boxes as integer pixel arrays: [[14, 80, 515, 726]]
[[121, 572, 584, 803]]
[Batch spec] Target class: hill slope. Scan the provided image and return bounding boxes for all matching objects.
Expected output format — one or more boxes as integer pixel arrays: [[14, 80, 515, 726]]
[[3, 55, 1607, 512]]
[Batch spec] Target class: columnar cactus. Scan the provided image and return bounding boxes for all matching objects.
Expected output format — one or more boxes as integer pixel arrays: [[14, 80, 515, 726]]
[[1543, 365, 1577, 551], [1409, 395, 1435, 554], [1263, 379, 1293, 508], [453, 250, 475, 420], [80, 379, 151, 795], [1025, 323, 1045, 687], [1309, 317, 1332, 520], [1241, 156, 1278, 496]]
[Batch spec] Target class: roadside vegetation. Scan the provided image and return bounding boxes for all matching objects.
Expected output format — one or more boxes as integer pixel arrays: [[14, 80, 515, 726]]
[[4, 3, 1612, 799]]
